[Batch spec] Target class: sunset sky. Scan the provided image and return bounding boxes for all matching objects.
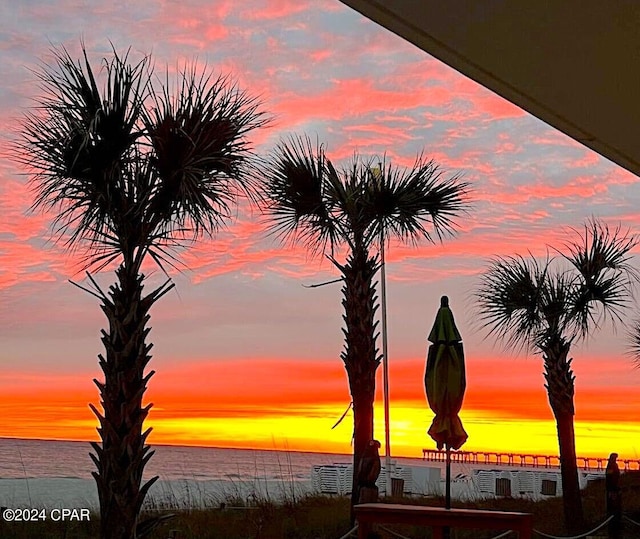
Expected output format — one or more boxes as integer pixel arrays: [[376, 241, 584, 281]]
[[1, 0, 640, 462]]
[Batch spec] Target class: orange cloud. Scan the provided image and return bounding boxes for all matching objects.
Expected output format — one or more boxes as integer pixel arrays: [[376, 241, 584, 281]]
[[3, 355, 638, 458]]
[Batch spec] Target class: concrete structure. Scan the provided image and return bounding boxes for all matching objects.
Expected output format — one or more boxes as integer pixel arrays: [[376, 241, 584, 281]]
[[340, 1, 640, 178]]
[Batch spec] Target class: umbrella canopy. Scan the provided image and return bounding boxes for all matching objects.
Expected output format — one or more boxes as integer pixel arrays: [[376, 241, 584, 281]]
[[424, 295, 468, 450]]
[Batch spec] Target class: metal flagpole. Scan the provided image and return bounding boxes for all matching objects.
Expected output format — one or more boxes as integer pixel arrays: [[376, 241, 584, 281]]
[[373, 160, 392, 497], [371, 163, 392, 496], [380, 226, 392, 496]]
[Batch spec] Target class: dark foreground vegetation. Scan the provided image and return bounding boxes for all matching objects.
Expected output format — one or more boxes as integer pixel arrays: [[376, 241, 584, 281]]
[[2, 472, 639, 539]]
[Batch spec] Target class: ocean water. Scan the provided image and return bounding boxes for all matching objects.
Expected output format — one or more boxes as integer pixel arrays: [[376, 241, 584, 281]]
[[1, 438, 590, 509], [0, 437, 349, 482], [0, 437, 363, 508]]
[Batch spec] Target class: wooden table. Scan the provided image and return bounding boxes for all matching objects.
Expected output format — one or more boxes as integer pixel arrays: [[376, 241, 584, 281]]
[[354, 503, 532, 539]]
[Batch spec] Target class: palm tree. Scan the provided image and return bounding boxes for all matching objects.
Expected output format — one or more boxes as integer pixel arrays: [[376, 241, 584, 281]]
[[475, 219, 637, 534], [629, 323, 640, 365], [16, 45, 267, 539], [260, 135, 469, 515]]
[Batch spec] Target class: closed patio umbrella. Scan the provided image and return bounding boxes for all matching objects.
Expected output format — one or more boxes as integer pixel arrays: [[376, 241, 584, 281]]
[[425, 295, 467, 509]]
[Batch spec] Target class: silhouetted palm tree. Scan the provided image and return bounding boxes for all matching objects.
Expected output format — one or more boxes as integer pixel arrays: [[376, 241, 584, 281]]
[[629, 323, 640, 366], [16, 45, 266, 539], [260, 135, 469, 515], [475, 219, 637, 534]]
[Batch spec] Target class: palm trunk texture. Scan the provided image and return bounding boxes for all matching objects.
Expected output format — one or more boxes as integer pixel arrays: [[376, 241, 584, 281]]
[[89, 266, 170, 539], [543, 337, 585, 535], [336, 246, 380, 521]]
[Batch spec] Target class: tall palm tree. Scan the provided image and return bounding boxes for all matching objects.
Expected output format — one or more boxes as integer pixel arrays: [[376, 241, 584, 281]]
[[260, 135, 469, 515], [475, 219, 637, 534], [16, 45, 267, 539]]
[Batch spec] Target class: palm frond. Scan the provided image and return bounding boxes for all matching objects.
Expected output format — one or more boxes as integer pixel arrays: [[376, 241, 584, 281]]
[[18, 44, 149, 265], [327, 155, 374, 249], [625, 321, 640, 368], [360, 154, 470, 246], [17, 45, 268, 274], [563, 218, 639, 285], [569, 272, 631, 339], [562, 218, 638, 338], [259, 134, 339, 255], [476, 254, 549, 350], [260, 138, 470, 262], [145, 66, 268, 238], [540, 270, 576, 340], [476, 219, 637, 353]]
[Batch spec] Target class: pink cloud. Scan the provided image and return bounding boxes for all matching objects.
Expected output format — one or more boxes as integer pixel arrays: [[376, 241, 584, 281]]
[[451, 76, 526, 120], [603, 167, 639, 186], [272, 78, 447, 124], [0, 240, 64, 290], [309, 49, 333, 62], [343, 123, 417, 141], [566, 151, 601, 169], [0, 178, 50, 241], [530, 131, 583, 149], [470, 174, 610, 208], [374, 114, 419, 125], [204, 24, 229, 41], [240, 0, 310, 20], [390, 57, 526, 121]]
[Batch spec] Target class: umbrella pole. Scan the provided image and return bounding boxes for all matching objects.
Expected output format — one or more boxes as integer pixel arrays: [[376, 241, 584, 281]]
[[445, 443, 451, 509], [444, 443, 451, 539]]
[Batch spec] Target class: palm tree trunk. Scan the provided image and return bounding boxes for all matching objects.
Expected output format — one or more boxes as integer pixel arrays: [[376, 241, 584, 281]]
[[543, 337, 585, 535], [335, 247, 380, 522], [89, 266, 170, 539]]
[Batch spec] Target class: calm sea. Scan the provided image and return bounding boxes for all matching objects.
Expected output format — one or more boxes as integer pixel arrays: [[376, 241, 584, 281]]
[[0, 437, 354, 482], [1, 437, 412, 508], [0, 437, 431, 508]]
